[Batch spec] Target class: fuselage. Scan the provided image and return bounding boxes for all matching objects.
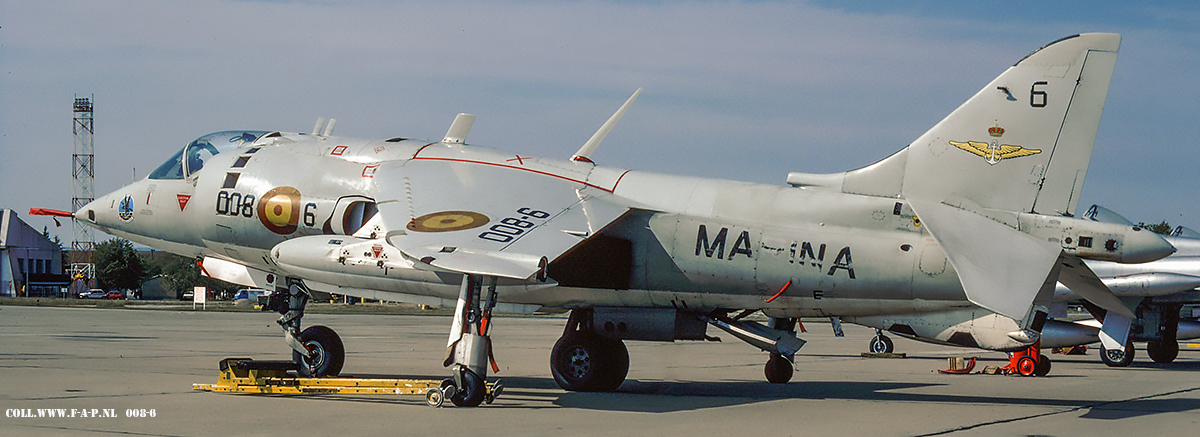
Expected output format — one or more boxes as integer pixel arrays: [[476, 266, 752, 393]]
[[82, 130, 967, 317]]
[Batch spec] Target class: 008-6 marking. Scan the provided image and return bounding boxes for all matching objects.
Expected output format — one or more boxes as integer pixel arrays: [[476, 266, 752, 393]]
[[216, 190, 255, 218], [478, 208, 550, 243]]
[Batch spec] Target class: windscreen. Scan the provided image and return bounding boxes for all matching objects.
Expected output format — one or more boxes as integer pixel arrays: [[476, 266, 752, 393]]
[[148, 131, 268, 180]]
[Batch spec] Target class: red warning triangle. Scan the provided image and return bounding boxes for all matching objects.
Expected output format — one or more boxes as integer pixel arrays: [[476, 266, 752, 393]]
[[177, 194, 191, 211]]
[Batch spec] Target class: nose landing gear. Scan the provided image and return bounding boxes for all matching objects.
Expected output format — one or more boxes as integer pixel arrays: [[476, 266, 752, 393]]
[[273, 279, 344, 377]]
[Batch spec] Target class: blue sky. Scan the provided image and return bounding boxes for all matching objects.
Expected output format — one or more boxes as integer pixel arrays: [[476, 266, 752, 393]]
[[3, 0, 1200, 243]]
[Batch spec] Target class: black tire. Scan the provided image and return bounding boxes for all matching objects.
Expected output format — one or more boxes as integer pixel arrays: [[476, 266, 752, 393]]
[[869, 335, 894, 354], [551, 332, 624, 392], [293, 325, 344, 377], [1034, 354, 1051, 377], [597, 336, 630, 392], [1100, 339, 1135, 367], [764, 353, 794, 384], [1147, 340, 1179, 364], [450, 368, 486, 407]]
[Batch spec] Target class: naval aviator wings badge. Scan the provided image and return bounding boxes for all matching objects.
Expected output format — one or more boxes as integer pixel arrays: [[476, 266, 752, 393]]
[[950, 123, 1040, 165]]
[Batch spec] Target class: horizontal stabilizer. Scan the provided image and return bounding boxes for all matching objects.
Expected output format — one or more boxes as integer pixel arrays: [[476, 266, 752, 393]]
[[1056, 255, 1135, 317], [907, 199, 1062, 320]]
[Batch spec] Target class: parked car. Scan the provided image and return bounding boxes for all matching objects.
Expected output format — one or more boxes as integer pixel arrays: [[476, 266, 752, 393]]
[[233, 288, 270, 302], [79, 289, 106, 299], [105, 290, 125, 300]]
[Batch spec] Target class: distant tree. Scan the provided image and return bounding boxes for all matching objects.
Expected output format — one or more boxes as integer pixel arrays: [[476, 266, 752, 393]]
[[94, 238, 146, 290], [142, 252, 237, 298], [42, 227, 69, 271], [1137, 220, 1172, 235]]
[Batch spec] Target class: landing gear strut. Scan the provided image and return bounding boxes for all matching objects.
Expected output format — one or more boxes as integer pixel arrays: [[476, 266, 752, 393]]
[[440, 275, 504, 407], [276, 279, 344, 377], [1100, 338, 1135, 367], [550, 309, 629, 392], [763, 318, 797, 384]]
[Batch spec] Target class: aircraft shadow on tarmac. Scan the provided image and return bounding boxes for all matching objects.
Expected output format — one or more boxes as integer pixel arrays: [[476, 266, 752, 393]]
[[292, 374, 1200, 417]]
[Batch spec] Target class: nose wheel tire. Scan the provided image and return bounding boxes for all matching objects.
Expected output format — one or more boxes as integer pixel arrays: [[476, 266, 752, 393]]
[[764, 353, 793, 384], [1100, 339, 1135, 367], [449, 368, 486, 407], [293, 325, 344, 377], [868, 334, 894, 354], [550, 332, 628, 392]]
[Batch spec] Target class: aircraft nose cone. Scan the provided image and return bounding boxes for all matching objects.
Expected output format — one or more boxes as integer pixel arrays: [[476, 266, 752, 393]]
[[1123, 229, 1176, 264], [75, 192, 122, 232], [74, 198, 99, 224]]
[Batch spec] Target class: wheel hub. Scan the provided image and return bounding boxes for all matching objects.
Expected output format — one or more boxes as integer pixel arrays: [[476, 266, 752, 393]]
[[566, 346, 592, 379]]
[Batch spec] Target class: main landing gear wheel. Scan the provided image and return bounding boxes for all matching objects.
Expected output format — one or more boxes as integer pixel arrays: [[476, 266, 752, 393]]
[[550, 332, 629, 392], [1100, 339, 1135, 367], [293, 325, 344, 377], [1034, 354, 1051, 377], [1147, 340, 1179, 364], [764, 353, 793, 384], [869, 334, 894, 354]]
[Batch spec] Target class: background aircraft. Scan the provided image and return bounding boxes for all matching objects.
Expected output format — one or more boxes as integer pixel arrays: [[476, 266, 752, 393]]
[[859, 206, 1200, 367], [60, 33, 1167, 406]]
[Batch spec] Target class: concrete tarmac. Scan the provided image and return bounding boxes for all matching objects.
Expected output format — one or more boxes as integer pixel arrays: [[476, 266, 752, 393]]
[[2, 304, 1199, 436]]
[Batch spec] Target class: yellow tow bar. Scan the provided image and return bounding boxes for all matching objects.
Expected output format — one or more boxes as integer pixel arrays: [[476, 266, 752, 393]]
[[193, 358, 499, 407]]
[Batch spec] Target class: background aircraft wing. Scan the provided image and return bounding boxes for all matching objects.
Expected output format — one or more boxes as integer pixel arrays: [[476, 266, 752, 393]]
[[374, 158, 627, 279]]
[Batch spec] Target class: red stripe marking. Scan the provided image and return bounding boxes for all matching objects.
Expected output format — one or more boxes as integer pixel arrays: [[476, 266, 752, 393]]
[[765, 280, 791, 303], [196, 261, 212, 278], [411, 156, 619, 193]]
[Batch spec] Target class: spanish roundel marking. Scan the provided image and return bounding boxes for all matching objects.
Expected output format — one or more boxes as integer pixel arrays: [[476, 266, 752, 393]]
[[257, 186, 301, 234], [407, 211, 489, 233]]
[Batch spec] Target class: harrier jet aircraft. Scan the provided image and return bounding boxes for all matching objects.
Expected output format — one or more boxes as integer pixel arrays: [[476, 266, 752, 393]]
[[62, 33, 1174, 405], [855, 206, 1200, 368]]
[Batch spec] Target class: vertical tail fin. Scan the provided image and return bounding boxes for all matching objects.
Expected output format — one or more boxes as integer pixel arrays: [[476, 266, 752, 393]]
[[902, 33, 1120, 216], [901, 34, 1122, 322]]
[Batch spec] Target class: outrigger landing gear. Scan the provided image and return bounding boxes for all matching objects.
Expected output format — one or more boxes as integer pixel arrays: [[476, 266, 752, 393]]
[[275, 279, 344, 377], [869, 329, 894, 354], [763, 318, 798, 384], [439, 275, 504, 407]]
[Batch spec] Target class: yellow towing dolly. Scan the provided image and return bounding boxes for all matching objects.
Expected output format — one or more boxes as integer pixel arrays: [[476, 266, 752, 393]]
[[193, 358, 501, 407]]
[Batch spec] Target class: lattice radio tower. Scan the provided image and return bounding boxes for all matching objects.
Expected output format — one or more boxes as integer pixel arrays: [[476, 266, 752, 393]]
[[72, 95, 95, 283]]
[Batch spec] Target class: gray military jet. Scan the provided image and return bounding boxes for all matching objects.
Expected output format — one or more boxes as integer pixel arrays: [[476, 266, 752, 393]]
[[69, 33, 1171, 405]]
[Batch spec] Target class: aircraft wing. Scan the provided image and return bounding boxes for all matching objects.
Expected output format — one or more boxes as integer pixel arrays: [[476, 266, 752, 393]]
[[373, 156, 627, 280]]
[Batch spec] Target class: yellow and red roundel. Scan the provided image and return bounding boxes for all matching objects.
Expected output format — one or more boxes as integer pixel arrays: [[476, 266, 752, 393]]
[[257, 187, 301, 234], [407, 211, 489, 233]]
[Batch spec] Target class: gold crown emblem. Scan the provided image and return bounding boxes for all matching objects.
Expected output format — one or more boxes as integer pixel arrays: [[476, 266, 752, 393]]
[[988, 125, 1005, 137]]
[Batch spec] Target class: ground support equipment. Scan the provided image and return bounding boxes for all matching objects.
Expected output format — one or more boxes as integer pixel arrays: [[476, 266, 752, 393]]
[[192, 358, 501, 408]]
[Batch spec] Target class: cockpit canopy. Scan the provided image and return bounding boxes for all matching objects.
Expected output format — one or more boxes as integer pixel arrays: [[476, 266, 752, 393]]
[[148, 131, 269, 180]]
